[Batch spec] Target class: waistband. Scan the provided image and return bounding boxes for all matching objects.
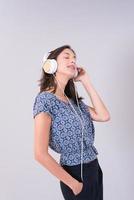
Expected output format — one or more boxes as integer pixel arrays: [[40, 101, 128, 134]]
[[62, 158, 99, 182], [62, 157, 98, 169]]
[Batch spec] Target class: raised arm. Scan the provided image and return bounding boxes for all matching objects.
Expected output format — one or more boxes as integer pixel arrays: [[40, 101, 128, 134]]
[[82, 79, 111, 122]]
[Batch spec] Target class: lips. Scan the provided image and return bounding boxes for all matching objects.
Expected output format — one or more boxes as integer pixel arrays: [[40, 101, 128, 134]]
[[67, 64, 75, 70]]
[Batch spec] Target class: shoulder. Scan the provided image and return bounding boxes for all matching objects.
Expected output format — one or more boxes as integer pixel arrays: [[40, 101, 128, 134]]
[[32, 91, 55, 118], [33, 91, 56, 106], [34, 91, 54, 100]]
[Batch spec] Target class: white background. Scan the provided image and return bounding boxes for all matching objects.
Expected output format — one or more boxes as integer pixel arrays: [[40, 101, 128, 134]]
[[0, 0, 134, 199]]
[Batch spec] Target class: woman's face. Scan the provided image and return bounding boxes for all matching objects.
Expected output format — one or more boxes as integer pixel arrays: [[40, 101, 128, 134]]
[[56, 48, 77, 79]]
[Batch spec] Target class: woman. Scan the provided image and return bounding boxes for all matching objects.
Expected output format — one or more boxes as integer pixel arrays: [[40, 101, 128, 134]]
[[33, 45, 110, 200]]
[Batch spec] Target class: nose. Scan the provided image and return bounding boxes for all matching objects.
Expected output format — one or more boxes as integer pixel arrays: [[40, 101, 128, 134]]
[[71, 60, 76, 65]]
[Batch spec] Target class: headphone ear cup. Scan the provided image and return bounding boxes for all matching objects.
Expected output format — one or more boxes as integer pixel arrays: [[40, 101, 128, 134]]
[[42, 59, 58, 74]]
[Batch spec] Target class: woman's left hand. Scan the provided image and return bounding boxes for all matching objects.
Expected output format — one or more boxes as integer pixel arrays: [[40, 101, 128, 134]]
[[73, 66, 89, 82]]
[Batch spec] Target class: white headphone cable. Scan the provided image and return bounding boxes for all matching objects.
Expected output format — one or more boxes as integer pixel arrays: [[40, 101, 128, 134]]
[[52, 73, 85, 181]]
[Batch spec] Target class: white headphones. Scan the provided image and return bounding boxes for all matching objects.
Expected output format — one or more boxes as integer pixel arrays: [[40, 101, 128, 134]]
[[42, 51, 85, 182]]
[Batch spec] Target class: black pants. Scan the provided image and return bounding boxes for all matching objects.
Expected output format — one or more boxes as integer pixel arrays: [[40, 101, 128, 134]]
[[60, 158, 103, 200]]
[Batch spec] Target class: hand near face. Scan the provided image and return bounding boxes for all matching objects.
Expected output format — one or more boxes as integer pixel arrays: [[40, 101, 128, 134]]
[[73, 66, 88, 82]]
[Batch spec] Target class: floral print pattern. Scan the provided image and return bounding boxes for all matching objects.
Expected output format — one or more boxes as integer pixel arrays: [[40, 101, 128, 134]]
[[33, 91, 98, 166]]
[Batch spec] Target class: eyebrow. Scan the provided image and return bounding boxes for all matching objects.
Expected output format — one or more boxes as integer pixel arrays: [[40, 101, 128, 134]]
[[64, 52, 76, 58]]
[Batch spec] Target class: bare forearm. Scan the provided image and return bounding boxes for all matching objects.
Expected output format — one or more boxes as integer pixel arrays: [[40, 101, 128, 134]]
[[35, 153, 77, 190], [82, 77, 110, 118]]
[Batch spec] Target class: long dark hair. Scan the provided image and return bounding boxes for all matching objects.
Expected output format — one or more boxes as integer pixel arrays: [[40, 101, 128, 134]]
[[37, 44, 84, 105]]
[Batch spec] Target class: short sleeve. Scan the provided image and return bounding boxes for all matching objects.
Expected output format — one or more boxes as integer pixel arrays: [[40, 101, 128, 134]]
[[79, 100, 92, 119], [79, 100, 89, 112], [32, 93, 52, 119]]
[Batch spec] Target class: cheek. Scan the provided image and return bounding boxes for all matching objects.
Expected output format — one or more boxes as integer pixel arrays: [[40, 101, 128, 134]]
[[57, 64, 66, 73], [57, 57, 68, 66], [57, 60, 67, 72]]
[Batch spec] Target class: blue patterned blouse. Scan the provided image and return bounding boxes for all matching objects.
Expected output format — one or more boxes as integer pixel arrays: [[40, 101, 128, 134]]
[[32, 91, 98, 166]]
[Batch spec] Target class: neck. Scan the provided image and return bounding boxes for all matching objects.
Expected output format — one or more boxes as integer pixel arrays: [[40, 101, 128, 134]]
[[54, 73, 69, 96]]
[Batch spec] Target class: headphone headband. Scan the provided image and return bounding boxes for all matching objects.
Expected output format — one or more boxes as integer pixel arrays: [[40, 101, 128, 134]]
[[42, 51, 51, 63]]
